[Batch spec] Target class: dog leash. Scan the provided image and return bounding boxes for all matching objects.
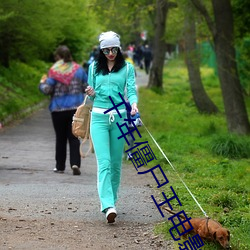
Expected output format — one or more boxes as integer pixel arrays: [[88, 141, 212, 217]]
[[139, 118, 209, 218]]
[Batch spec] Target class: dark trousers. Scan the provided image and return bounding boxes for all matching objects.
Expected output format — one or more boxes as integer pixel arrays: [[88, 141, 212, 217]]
[[144, 59, 151, 74], [51, 110, 80, 171]]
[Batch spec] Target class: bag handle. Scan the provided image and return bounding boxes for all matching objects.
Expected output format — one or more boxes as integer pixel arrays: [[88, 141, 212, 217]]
[[79, 95, 94, 158], [83, 94, 88, 105], [79, 137, 94, 158], [79, 111, 94, 158]]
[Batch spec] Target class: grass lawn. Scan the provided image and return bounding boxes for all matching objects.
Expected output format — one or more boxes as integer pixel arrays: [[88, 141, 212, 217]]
[[135, 58, 250, 250]]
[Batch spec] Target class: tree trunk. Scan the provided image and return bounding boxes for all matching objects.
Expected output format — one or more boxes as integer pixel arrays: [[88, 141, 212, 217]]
[[212, 0, 250, 134], [184, 4, 218, 114], [147, 0, 169, 89], [0, 34, 10, 67], [190, 0, 250, 134]]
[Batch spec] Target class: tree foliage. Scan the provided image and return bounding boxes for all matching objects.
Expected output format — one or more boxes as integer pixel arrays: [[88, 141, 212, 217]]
[[232, 0, 250, 39], [0, 0, 99, 67], [91, 0, 155, 46]]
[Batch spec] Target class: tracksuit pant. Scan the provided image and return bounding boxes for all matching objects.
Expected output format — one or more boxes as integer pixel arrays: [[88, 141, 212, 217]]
[[90, 110, 126, 212]]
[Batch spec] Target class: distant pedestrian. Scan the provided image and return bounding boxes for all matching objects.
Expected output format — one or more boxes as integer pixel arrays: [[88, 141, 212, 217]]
[[39, 45, 88, 175], [86, 46, 99, 71], [85, 31, 138, 223], [134, 45, 144, 69], [143, 44, 152, 74], [123, 51, 136, 76]]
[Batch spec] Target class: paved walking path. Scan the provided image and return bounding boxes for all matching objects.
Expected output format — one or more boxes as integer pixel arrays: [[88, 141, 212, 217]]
[[0, 70, 173, 249]]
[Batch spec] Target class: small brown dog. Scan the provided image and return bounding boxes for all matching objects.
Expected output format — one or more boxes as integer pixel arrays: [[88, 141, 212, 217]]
[[163, 207, 231, 249]]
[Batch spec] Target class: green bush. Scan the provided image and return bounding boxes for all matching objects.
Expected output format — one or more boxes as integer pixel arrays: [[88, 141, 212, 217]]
[[210, 135, 250, 159], [0, 60, 49, 122], [210, 192, 237, 209]]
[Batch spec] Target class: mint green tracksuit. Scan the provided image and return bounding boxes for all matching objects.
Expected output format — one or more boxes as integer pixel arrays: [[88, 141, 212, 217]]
[[88, 62, 137, 212]]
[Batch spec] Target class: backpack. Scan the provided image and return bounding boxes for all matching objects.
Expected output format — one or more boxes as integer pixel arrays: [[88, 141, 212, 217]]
[[72, 95, 93, 158]]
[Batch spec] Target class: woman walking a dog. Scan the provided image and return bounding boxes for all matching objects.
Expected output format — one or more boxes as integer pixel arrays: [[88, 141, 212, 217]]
[[85, 31, 138, 223]]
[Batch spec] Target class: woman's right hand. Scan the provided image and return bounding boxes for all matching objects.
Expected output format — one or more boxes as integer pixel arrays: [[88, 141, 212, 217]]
[[85, 86, 95, 97]]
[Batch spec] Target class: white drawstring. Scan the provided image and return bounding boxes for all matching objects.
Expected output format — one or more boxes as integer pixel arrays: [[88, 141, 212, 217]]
[[109, 111, 115, 124], [92, 107, 126, 124]]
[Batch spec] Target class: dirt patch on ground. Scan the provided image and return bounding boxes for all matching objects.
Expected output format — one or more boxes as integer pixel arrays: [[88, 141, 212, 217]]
[[0, 215, 172, 250]]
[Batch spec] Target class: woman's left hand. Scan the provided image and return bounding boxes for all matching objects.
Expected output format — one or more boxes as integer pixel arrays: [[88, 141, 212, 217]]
[[131, 103, 138, 116]]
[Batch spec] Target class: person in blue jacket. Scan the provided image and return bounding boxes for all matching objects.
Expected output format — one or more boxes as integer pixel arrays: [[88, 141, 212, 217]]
[[39, 45, 88, 175], [85, 31, 138, 223]]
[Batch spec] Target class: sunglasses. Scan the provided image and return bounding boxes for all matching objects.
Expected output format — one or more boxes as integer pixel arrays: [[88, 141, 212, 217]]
[[102, 47, 119, 55]]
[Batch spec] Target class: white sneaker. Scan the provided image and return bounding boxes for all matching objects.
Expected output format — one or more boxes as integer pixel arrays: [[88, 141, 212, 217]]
[[53, 168, 64, 173], [127, 152, 133, 161], [105, 207, 117, 223], [72, 165, 81, 175]]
